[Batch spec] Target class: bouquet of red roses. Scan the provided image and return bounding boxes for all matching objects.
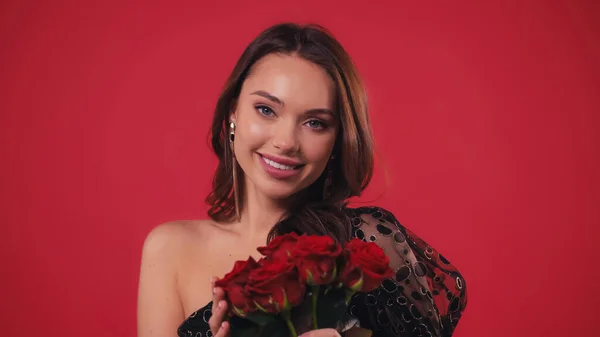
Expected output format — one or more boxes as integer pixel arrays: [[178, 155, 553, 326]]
[[215, 233, 394, 337]]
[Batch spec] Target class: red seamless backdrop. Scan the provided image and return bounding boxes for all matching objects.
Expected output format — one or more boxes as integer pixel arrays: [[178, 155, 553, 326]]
[[1, 1, 599, 337]]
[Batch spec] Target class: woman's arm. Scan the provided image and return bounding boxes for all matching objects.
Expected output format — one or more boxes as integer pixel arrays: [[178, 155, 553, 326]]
[[347, 207, 467, 337], [137, 223, 185, 337]]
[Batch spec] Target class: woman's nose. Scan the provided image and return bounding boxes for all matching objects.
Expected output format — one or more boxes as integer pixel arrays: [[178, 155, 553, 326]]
[[271, 122, 300, 154]]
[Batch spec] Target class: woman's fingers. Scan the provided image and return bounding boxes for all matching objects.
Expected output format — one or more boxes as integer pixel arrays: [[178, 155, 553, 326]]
[[299, 328, 341, 337], [214, 320, 230, 337], [208, 277, 229, 336], [211, 299, 228, 327]]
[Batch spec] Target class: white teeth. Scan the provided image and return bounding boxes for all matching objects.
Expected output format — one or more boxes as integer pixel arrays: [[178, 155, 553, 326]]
[[262, 157, 296, 170]]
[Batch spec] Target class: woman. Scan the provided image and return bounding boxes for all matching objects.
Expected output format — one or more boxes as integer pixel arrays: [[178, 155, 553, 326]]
[[137, 23, 467, 337]]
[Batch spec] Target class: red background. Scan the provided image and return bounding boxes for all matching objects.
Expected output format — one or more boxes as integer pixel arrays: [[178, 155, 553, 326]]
[[1, 1, 599, 336]]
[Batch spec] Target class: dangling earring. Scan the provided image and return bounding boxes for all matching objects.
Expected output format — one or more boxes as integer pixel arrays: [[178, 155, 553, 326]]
[[230, 122, 241, 221], [323, 155, 334, 200]]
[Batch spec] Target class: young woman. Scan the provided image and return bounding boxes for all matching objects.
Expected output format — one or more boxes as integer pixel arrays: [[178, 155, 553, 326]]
[[137, 23, 467, 337]]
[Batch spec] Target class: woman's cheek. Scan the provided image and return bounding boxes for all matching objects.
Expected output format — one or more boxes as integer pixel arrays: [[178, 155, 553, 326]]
[[304, 135, 335, 160], [248, 121, 267, 137]]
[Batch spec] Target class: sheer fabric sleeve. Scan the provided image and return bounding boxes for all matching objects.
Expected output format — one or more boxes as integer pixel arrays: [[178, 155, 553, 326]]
[[346, 207, 467, 337]]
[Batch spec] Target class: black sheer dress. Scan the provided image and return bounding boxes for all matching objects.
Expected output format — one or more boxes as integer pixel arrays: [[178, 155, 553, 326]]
[[177, 206, 467, 337]]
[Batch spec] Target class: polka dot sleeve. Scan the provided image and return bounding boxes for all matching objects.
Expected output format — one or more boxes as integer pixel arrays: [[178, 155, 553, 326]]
[[346, 207, 467, 337]]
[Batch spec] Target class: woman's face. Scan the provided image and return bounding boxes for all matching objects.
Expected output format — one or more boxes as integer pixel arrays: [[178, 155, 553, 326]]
[[231, 53, 338, 201]]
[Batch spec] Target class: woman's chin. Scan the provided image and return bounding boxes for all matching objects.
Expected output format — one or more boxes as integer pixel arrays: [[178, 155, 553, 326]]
[[255, 181, 302, 201], [249, 173, 316, 202], [261, 187, 297, 201]]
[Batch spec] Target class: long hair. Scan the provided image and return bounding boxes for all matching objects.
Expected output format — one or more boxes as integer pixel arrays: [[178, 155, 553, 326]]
[[205, 23, 374, 244]]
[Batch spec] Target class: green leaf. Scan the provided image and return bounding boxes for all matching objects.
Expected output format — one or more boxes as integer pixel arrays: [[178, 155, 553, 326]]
[[315, 286, 348, 330], [243, 312, 279, 326]]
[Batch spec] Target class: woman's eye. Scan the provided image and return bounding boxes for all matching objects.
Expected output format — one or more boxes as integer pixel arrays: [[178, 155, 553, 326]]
[[306, 120, 327, 130], [256, 105, 275, 116]]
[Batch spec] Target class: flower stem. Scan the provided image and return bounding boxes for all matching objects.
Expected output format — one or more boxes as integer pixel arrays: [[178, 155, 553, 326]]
[[312, 285, 320, 330], [282, 310, 298, 337]]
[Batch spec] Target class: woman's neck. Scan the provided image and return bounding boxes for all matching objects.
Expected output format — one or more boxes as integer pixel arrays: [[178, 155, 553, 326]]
[[235, 184, 291, 240]]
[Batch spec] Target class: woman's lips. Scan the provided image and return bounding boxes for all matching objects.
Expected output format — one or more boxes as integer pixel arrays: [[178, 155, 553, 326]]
[[257, 153, 304, 180], [258, 152, 304, 167]]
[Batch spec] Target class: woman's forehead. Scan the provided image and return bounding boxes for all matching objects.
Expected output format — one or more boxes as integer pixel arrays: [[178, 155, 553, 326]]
[[241, 54, 335, 111]]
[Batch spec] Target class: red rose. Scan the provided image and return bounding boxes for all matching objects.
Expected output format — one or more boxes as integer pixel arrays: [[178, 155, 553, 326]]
[[291, 235, 342, 285], [257, 232, 299, 262], [245, 258, 305, 313], [215, 257, 260, 316], [341, 239, 394, 292]]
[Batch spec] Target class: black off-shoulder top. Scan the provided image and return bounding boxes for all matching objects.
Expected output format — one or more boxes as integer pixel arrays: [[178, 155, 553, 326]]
[[177, 206, 467, 337]]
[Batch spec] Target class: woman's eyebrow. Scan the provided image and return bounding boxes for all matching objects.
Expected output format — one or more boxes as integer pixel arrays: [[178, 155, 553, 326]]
[[251, 90, 334, 115], [251, 90, 284, 106]]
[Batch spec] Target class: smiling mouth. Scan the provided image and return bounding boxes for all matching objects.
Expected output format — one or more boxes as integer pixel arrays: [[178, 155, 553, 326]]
[[259, 154, 303, 170]]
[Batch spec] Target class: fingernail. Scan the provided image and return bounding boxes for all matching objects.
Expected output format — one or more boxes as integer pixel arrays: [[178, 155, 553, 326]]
[[221, 322, 227, 328], [218, 301, 223, 308], [212, 287, 216, 294]]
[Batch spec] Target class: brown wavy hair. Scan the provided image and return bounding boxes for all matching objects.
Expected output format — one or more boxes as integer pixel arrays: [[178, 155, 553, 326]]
[[205, 23, 374, 243]]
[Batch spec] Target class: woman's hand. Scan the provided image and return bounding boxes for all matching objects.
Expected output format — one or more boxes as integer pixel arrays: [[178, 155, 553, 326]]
[[208, 276, 230, 337], [300, 328, 342, 337]]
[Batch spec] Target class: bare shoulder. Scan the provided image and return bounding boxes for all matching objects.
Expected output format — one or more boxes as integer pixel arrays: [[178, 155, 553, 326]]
[[142, 221, 186, 253], [137, 220, 215, 336], [141, 219, 215, 261]]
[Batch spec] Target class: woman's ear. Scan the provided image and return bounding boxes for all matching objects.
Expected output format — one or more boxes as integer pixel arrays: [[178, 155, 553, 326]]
[[229, 99, 238, 124]]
